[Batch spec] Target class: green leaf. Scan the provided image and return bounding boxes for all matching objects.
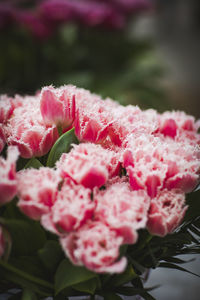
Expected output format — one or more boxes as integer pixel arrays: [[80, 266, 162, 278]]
[[0, 260, 53, 296], [21, 288, 38, 300], [73, 277, 99, 295], [4, 219, 46, 256], [38, 240, 64, 273], [106, 264, 137, 288], [55, 259, 97, 295], [24, 158, 43, 169], [47, 128, 79, 167], [158, 262, 200, 278], [9, 256, 49, 280]]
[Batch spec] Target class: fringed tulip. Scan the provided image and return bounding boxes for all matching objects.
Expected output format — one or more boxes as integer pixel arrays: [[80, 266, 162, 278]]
[[94, 178, 150, 244], [147, 189, 187, 236], [41, 178, 94, 234], [108, 107, 158, 146], [74, 87, 110, 143], [60, 221, 127, 273], [5, 96, 58, 158], [17, 168, 60, 220], [57, 143, 120, 189]]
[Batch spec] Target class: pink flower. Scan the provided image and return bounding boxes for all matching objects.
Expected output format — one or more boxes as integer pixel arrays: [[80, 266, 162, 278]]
[[17, 167, 60, 220], [94, 178, 150, 244], [57, 143, 120, 189], [123, 132, 200, 196], [41, 178, 94, 234], [124, 134, 168, 197], [0, 226, 5, 258], [158, 111, 200, 139], [74, 87, 110, 143], [147, 189, 187, 236], [108, 107, 158, 147], [0, 146, 19, 205], [60, 221, 127, 273], [40, 85, 76, 128], [5, 95, 58, 158], [15, 11, 53, 39]]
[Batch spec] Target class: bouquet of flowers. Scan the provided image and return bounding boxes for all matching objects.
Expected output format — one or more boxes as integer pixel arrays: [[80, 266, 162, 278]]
[[0, 85, 200, 300]]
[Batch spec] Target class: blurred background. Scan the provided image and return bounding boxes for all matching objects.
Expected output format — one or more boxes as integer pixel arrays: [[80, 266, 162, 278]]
[[0, 0, 199, 299], [0, 0, 199, 117]]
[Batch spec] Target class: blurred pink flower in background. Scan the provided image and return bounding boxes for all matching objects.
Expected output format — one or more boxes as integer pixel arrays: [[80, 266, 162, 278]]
[[60, 221, 127, 273], [0, 0, 152, 38], [0, 146, 19, 205]]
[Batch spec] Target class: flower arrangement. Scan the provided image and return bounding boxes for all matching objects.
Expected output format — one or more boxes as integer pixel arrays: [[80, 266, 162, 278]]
[[0, 85, 200, 299]]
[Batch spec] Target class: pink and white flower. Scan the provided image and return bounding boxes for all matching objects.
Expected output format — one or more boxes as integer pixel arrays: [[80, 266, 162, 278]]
[[40, 85, 76, 128], [5, 96, 58, 158], [74, 87, 110, 143], [17, 167, 60, 220], [0, 146, 19, 205], [41, 178, 94, 234], [57, 143, 120, 189], [94, 178, 150, 244], [123, 132, 200, 196], [60, 221, 127, 273], [147, 189, 187, 236]]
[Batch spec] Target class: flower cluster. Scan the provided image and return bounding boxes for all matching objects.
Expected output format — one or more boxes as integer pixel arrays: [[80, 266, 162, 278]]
[[0, 85, 199, 273], [0, 0, 151, 38]]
